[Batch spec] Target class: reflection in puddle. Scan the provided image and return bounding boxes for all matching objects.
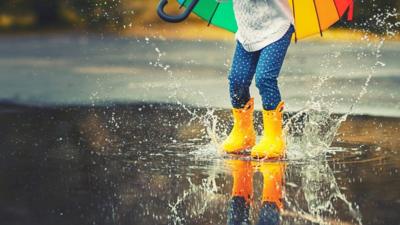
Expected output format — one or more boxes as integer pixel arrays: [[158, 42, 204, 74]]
[[226, 160, 284, 225], [176, 147, 363, 225]]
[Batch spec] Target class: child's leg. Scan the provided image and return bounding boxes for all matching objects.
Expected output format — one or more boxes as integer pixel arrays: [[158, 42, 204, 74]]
[[222, 43, 259, 153], [255, 26, 293, 110], [229, 41, 260, 108]]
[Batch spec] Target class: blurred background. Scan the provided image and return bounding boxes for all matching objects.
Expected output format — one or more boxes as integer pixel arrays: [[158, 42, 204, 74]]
[[0, 0, 399, 35]]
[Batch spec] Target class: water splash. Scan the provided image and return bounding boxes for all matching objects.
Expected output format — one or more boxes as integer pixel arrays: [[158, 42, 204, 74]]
[[281, 10, 398, 225], [285, 9, 399, 160], [283, 161, 362, 225], [167, 171, 225, 225], [147, 38, 224, 149], [148, 8, 399, 225]]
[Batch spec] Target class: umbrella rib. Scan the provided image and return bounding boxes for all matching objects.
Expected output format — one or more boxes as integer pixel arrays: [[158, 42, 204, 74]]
[[333, 0, 341, 19], [179, 0, 188, 9], [291, 0, 298, 42], [208, 3, 221, 26], [313, 0, 323, 36]]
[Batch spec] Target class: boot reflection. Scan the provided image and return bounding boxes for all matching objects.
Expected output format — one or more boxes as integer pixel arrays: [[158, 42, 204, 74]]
[[256, 161, 285, 225], [226, 160, 285, 225], [226, 160, 253, 225]]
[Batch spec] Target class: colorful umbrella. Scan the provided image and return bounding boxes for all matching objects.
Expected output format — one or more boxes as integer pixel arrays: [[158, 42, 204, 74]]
[[157, 0, 354, 41]]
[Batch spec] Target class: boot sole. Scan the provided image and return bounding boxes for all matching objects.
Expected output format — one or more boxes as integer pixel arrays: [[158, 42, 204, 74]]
[[222, 144, 255, 155], [251, 152, 286, 160]]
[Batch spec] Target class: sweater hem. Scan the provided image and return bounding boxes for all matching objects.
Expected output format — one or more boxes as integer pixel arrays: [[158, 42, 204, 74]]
[[236, 23, 292, 52]]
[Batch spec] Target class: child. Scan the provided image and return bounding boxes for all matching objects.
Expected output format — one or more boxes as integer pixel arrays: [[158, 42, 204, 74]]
[[221, 0, 294, 159]]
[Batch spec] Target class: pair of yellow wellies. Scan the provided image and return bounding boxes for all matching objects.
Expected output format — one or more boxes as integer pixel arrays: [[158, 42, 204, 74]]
[[221, 98, 285, 159]]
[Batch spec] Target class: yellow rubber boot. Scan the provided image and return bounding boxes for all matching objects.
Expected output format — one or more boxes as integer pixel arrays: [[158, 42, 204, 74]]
[[221, 98, 256, 154], [259, 162, 285, 210], [251, 101, 285, 159]]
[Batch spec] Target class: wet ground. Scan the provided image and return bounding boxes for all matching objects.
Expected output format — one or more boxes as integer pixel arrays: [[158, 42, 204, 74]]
[[0, 34, 399, 116], [0, 103, 399, 225]]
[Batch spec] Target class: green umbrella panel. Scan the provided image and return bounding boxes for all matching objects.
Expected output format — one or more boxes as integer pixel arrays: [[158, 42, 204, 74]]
[[177, 0, 238, 33]]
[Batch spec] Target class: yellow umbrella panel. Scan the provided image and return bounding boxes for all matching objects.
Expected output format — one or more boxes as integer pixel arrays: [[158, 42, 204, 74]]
[[290, 0, 354, 41]]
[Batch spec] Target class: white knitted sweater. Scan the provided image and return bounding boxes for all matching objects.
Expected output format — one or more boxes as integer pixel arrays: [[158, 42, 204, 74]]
[[233, 0, 294, 52]]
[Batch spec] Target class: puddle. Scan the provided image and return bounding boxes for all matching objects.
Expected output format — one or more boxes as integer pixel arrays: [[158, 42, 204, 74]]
[[0, 103, 398, 225]]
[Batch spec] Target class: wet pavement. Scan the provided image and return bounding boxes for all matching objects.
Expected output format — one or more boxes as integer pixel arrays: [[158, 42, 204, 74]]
[[0, 35, 399, 116], [0, 103, 399, 225]]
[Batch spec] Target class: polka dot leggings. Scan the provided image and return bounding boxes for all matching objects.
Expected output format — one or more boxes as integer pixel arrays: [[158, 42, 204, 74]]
[[229, 25, 294, 110]]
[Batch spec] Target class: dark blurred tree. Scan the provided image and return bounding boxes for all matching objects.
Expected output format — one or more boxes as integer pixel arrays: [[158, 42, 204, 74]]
[[0, 0, 30, 14], [31, 0, 64, 26], [0, 0, 67, 28], [0, 0, 128, 30]]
